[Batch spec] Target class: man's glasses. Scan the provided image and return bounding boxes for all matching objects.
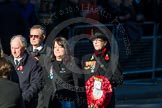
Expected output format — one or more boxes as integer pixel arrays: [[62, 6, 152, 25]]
[[29, 35, 41, 38]]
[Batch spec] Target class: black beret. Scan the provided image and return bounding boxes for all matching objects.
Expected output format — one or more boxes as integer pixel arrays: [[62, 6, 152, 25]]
[[90, 32, 108, 41]]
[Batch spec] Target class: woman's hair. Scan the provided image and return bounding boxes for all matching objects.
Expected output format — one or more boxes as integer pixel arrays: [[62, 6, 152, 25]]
[[0, 58, 12, 78], [52, 37, 71, 62]]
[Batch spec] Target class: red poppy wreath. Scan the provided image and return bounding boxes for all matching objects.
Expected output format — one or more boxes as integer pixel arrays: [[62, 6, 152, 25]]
[[85, 75, 113, 108]]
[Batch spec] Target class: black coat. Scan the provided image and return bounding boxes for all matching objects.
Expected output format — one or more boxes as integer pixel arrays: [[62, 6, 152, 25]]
[[27, 45, 52, 108], [82, 53, 123, 87], [81, 49, 123, 108], [44, 56, 82, 108], [27, 45, 52, 66], [7, 52, 43, 108], [0, 78, 23, 108]]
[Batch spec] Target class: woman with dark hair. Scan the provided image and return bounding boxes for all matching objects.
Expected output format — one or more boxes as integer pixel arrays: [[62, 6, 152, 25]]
[[45, 37, 82, 108]]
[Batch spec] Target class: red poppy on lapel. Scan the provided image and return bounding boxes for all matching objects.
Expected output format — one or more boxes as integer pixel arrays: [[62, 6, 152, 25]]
[[34, 56, 39, 60], [17, 66, 23, 71], [105, 54, 109, 61]]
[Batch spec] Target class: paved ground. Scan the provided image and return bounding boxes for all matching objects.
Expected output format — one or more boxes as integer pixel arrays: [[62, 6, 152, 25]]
[[115, 79, 162, 108]]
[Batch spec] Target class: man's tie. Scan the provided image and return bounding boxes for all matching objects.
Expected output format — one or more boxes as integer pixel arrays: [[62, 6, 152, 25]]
[[33, 49, 39, 56], [15, 60, 19, 66]]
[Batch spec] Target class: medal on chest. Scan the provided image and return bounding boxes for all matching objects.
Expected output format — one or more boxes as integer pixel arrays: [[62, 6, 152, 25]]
[[84, 61, 96, 73]]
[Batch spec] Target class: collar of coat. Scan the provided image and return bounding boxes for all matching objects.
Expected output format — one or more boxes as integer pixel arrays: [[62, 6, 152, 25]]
[[11, 51, 28, 67], [28, 44, 47, 55], [93, 47, 110, 61]]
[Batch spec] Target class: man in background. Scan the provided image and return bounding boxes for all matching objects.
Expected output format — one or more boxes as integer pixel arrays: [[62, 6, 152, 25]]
[[27, 25, 52, 108]]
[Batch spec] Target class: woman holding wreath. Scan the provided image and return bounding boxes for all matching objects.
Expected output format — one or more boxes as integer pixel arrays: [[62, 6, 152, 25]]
[[82, 32, 123, 108]]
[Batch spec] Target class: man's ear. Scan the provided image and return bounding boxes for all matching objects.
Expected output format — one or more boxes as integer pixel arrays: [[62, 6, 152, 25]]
[[42, 35, 46, 40]]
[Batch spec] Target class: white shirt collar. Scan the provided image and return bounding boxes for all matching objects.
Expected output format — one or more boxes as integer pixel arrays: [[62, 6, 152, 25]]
[[14, 57, 22, 64], [33, 45, 43, 52]]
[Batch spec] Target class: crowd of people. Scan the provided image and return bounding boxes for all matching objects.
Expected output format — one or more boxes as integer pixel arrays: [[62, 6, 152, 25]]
[[0, 24, 123, 108], [0, 0, 161, 108]]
